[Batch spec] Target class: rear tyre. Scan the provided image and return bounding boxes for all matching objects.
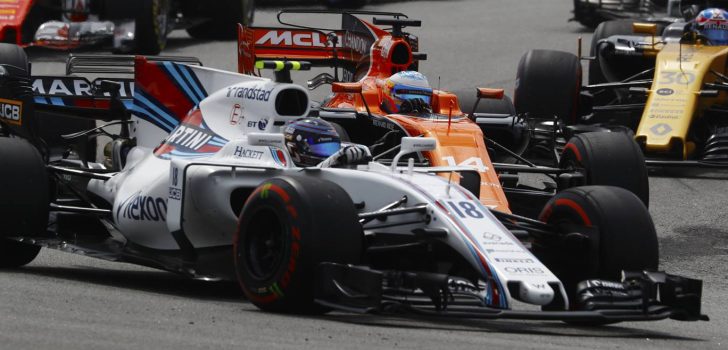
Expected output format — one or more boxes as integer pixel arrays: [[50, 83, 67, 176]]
[[515, 50, 582, 125], [234, 176, 362, 313], [186, 0, 254, 40], [536, 186, 658, 305], [561, 131, 649, 207], [0, 137, 48, 267], [134, 0, 171, 55]]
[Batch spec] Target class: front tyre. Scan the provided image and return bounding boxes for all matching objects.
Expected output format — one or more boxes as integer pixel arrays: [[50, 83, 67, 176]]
[[536, 186, 658, 304], [234, 176, 362, 313], [561, 131, 649, 206]]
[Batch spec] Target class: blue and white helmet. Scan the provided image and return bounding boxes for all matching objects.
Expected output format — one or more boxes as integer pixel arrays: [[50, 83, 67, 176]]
[[696, 8, 728, 45], [382, 71, 433, 113]]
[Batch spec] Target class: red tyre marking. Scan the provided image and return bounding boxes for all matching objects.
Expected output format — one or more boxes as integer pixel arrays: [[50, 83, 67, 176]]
[[269, 184, 290, 203], [564, 143, 582, 162], [286, 205, 298, 219], [539, 205, 553, 222], [554, 198, 592, 227]]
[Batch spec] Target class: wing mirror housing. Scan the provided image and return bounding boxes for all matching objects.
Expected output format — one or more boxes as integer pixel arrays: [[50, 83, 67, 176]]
[[391, 137, 436, 171]]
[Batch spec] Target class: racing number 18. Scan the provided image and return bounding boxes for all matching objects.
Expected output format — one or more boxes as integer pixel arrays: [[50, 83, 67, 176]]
[[447, 201, 484, 219]]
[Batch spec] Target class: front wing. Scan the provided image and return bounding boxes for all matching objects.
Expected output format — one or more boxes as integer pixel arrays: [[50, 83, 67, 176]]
[[316, 263, 708, 323]]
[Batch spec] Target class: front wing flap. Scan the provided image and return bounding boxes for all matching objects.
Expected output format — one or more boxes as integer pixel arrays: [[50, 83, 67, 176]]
[[315, 263, 708, 322]]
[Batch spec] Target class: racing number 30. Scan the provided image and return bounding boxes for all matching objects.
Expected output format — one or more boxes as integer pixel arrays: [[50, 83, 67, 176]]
[[659, 71, 695, 85], [447, 201, 484, 219]]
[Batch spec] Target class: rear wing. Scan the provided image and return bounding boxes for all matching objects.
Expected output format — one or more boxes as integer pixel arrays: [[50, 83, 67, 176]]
[[238, 25, 351, 74], [237, 11, 403, 80]]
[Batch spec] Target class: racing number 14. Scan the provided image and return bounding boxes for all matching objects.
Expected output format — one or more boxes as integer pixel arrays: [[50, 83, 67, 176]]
[[446, 201, 484, 219]]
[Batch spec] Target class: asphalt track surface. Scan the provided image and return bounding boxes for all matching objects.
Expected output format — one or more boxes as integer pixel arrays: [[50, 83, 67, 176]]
[[3, 1, 728, 349]]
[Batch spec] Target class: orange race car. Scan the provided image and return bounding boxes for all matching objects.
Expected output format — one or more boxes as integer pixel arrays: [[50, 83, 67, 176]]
[[236, 10, 650, 216]]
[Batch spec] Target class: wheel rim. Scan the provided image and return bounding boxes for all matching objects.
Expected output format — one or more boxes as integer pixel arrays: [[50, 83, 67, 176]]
[[242, 207, 287, 281]]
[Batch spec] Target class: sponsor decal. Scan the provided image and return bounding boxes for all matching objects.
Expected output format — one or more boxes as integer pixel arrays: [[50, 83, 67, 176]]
[[258, 118, 269, 131], [255, 30, 338, 48], [169, 187, 182, 201], [164, 125, 214, 151], [233, 146, 264, 160], [171, 168, 179, 186], [342, 31, 372, 56], [650, 123, 673, 136], [230, 103, 243, 125], [481, 232, 502, 242], [247, 121, 258, 128], [372, 119, 397, 130], [0, 98, 22, 125], [32, 77, 134, 97], [504, 266, 545, 275], [226, 86, 272, 101], [117, 192, 167, 222], [656, 88, 674, 96]]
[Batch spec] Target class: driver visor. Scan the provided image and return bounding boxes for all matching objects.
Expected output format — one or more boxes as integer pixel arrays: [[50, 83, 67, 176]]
[[308, 141, 340, 157], [702, 28, 728, 45], [393, 86, 432, 105]]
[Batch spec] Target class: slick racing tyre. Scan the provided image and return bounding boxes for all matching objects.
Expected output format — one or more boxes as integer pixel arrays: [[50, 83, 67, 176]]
[[0, 137, 49, 267], [515, 50, 582, 125], [187, 0, 254, 40], [234, 176, 362, 313], [135, 0, 172, 55], [536, 186, 658, 307], [561, 131, 649, 207]]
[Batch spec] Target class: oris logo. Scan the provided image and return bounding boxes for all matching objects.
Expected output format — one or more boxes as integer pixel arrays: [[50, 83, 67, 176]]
[[656, 88, 674, 96]]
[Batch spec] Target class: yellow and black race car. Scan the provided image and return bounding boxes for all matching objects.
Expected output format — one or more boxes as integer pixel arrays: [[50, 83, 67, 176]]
[[516, 7, 728, 168]]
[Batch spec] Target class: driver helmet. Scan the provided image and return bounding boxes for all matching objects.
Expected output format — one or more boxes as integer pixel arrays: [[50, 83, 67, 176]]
[[696, 8, 728, 45], [284, 118, 341, 166], [382, 71, 433, 113]]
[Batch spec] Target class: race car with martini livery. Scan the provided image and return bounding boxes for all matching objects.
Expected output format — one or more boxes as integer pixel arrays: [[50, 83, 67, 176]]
[[0, 42, 707, 323]]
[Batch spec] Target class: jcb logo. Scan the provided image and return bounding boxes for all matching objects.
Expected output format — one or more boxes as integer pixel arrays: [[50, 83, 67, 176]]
[[0, 98, 22, 126]]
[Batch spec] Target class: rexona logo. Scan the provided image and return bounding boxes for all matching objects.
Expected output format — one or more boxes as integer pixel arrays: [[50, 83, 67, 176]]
[[117, 192, 167, 222], [0, 98, 22, 126], [165, 125, 213, 151], [255, 30, 331, 47]]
